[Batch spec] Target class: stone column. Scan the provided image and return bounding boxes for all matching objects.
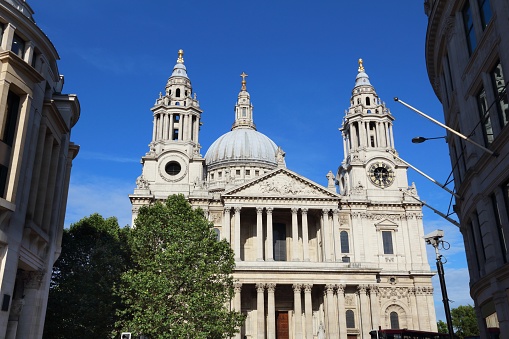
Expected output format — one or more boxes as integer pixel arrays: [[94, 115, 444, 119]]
[[351, 123, 358, 149], [337, 284, 347, 338], [16, 271, 45, 339], [168, 113, 174, 140], [223, 207, 231, 242], [369, 285, 380, 332], [408, 287, 420, 329], [325, 284, 338, 337], [293, 284, 303, 339], [266, 208, 274, 261], [234, 207, 242, 261], [267, 283, 276, 339], [234, 283, 242, 339], [256, 283, 265, 339], [257, 207, 264, 261], [332, 209, 340, 261], [322, 209, 332, 262], [358, 285, 371, 337], [302, 208, 310, 261], [1, 23, 15, 51], [304, 284, 313, 339], [24, 40, 34, 65], [291, 207, 300, 261]]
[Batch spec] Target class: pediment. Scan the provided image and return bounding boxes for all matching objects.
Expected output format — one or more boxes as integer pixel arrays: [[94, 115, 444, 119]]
[[374, 218, 398, 230], [223, 168, 340, 199]]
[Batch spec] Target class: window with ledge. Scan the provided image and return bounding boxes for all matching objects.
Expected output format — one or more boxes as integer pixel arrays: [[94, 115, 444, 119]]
[[477, 88, 494, 145], [11, 34, 25, 59], [0, 91, 21, 198], [478, 0, 492, 29], [462, 1, 477, 55], [390, 312, 400, 329], [491, 192, 507, 263], [490, 62, 509, 128], [382, 231, 394, 254], [346, 310, 355, 328], [340, 231, 349, 253], [176, 88, 181, 97]]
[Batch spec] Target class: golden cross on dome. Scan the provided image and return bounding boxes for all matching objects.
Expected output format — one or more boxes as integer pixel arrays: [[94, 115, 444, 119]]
[[177, 49, 184, 63], [358, 58, 364, 72], [240, 72, 248, 90]]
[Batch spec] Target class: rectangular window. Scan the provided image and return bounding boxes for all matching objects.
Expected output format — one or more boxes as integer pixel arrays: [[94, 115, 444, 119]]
[[478, 0, 492, 29], [11, 34, 25, 59], [2, 91, 20, 147], [273, 223, 286, 261], [463, 2, 477, 55], [246, 169, 250, 176], [382, 231, 394, 254], [255, 170, 259, 176], [477, 88, 494, 145], [172, 129, 179, 140], [236, 169, 240, 175], [210, 173, 214, 180], [469, 220, 481, 273], [491, 62, 509, 128], [491, 193, 507, 263]]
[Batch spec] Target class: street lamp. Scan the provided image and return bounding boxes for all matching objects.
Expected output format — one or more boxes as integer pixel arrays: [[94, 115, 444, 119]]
[[411, 136, 446, 144], [424, 230, 454, 339]]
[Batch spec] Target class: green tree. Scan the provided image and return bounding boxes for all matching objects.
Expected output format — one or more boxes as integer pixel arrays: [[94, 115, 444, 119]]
[[44, 214, 131, 339], [437, 320, 448, 333], [116, 194, 245, 338], [436, 305, 479, 338], [451, 305, 479, 338]]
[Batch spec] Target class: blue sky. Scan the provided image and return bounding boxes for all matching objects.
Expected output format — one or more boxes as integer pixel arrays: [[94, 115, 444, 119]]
[[30, 0, 471, 322]]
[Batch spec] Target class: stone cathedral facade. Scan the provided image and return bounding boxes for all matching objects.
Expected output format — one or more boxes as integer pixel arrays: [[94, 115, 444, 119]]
[[129, 51, 437, 339]]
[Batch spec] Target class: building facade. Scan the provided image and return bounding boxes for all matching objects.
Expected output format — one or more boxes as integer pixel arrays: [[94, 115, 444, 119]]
[[130, 51, 437, 338], [424, 0, 509, 336], [0, 1, 80, 338]]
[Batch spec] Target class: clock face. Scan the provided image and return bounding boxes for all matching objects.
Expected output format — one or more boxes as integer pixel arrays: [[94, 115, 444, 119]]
[[368, 162, 395, 188]]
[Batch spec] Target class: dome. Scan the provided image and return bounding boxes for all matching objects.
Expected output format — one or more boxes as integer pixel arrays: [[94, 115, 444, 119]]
[[205, 127, 278, 168]]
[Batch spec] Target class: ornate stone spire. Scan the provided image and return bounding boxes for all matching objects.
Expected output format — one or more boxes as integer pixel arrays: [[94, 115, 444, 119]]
[[177, 49, 184, 63], [232, 72, 256, 130]]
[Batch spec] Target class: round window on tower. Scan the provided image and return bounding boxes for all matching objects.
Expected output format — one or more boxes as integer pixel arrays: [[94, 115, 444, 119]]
[[165, 161, 181, 176]]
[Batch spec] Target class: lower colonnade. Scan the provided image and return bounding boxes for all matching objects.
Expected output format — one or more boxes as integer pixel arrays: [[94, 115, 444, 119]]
[[231, 282, 381, 339]]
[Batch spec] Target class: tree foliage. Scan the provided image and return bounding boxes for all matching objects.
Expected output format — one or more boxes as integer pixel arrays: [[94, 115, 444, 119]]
[[436, 305, 479, 338], [44, 214, 131, 339], [116, 195, 245, 338], [451, 305, 479, 338]]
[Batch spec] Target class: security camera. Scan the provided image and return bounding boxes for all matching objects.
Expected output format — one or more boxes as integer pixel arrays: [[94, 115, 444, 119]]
[[424, 229, 444, 246]]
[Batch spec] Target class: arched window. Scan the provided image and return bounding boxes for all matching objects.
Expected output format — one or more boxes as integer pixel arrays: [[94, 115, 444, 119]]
[[366, 97, 371, 105], [213, 228, 220, 241], [176, 88, 181, 97], [346, 310, 355, 328], [390, 311, 399, 329], [340, 231, 349, 253]]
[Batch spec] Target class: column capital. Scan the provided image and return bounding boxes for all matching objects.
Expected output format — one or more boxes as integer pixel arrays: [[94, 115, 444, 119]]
[[256, 283, 265, 293], [234, 282, 242, 293], [303, 284, 313, 293], [267, 283, 276, 293], [325, 284, 335, 293], [22, 270, 45, 289], [291, 207, 299, 214], [322, 208, 330, 215], [256, 206, 264, 214], [369, 284, 379, 295], [357, 284, 368, 295], [292, 283, 302, 292], [333, 208, 340, 215], [266, 207, 274, 214], [336, 284, 345, 294], [301, 207, 308, 214], [234, 206, 242, 213], [224, 206, 232, 213]]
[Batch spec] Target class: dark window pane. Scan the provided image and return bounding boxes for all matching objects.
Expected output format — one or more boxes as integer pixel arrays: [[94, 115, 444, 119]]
[[11, 34, 24, 58], [491, 63, 509, 127], [390, 312, 400, 329], [463, 2, 477, 55], [340, 231, 349, 253], [477, 88, 494, 145], [491, 193, 507, 263], [346, 310, 355, 328], [3, 91, 20, 147], [273, 223, 286, 261], [382, 231, 393, 254], [478, 0, 492, 28]]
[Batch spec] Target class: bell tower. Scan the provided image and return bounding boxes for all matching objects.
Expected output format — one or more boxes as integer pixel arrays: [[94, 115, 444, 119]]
[[129, 50, 205, 224], [337, 59, 409, 200]]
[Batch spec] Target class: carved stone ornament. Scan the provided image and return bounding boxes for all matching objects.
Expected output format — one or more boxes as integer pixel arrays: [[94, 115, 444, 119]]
[[22, 270, 45, 289], [136, 175, 149, 189], [379, 287, 409, 300], [345, 295, 355, 306]]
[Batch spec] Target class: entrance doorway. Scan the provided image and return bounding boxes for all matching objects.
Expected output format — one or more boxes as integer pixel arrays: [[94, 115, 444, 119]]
[[276, 311, 289, 339]]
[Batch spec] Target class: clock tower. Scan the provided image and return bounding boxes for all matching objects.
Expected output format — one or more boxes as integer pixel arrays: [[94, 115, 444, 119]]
[[337, 59, 409, 200], [129, 50, 204, 224]]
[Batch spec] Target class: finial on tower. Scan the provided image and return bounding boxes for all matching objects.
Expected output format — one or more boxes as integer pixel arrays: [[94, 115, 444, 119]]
[[358, 58, 365, 72], [177, 49, 184, 63], [240, 72, 248, 91]]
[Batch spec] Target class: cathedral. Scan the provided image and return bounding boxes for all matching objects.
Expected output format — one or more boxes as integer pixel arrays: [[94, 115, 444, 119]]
[[129, 50, 437, 339]]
